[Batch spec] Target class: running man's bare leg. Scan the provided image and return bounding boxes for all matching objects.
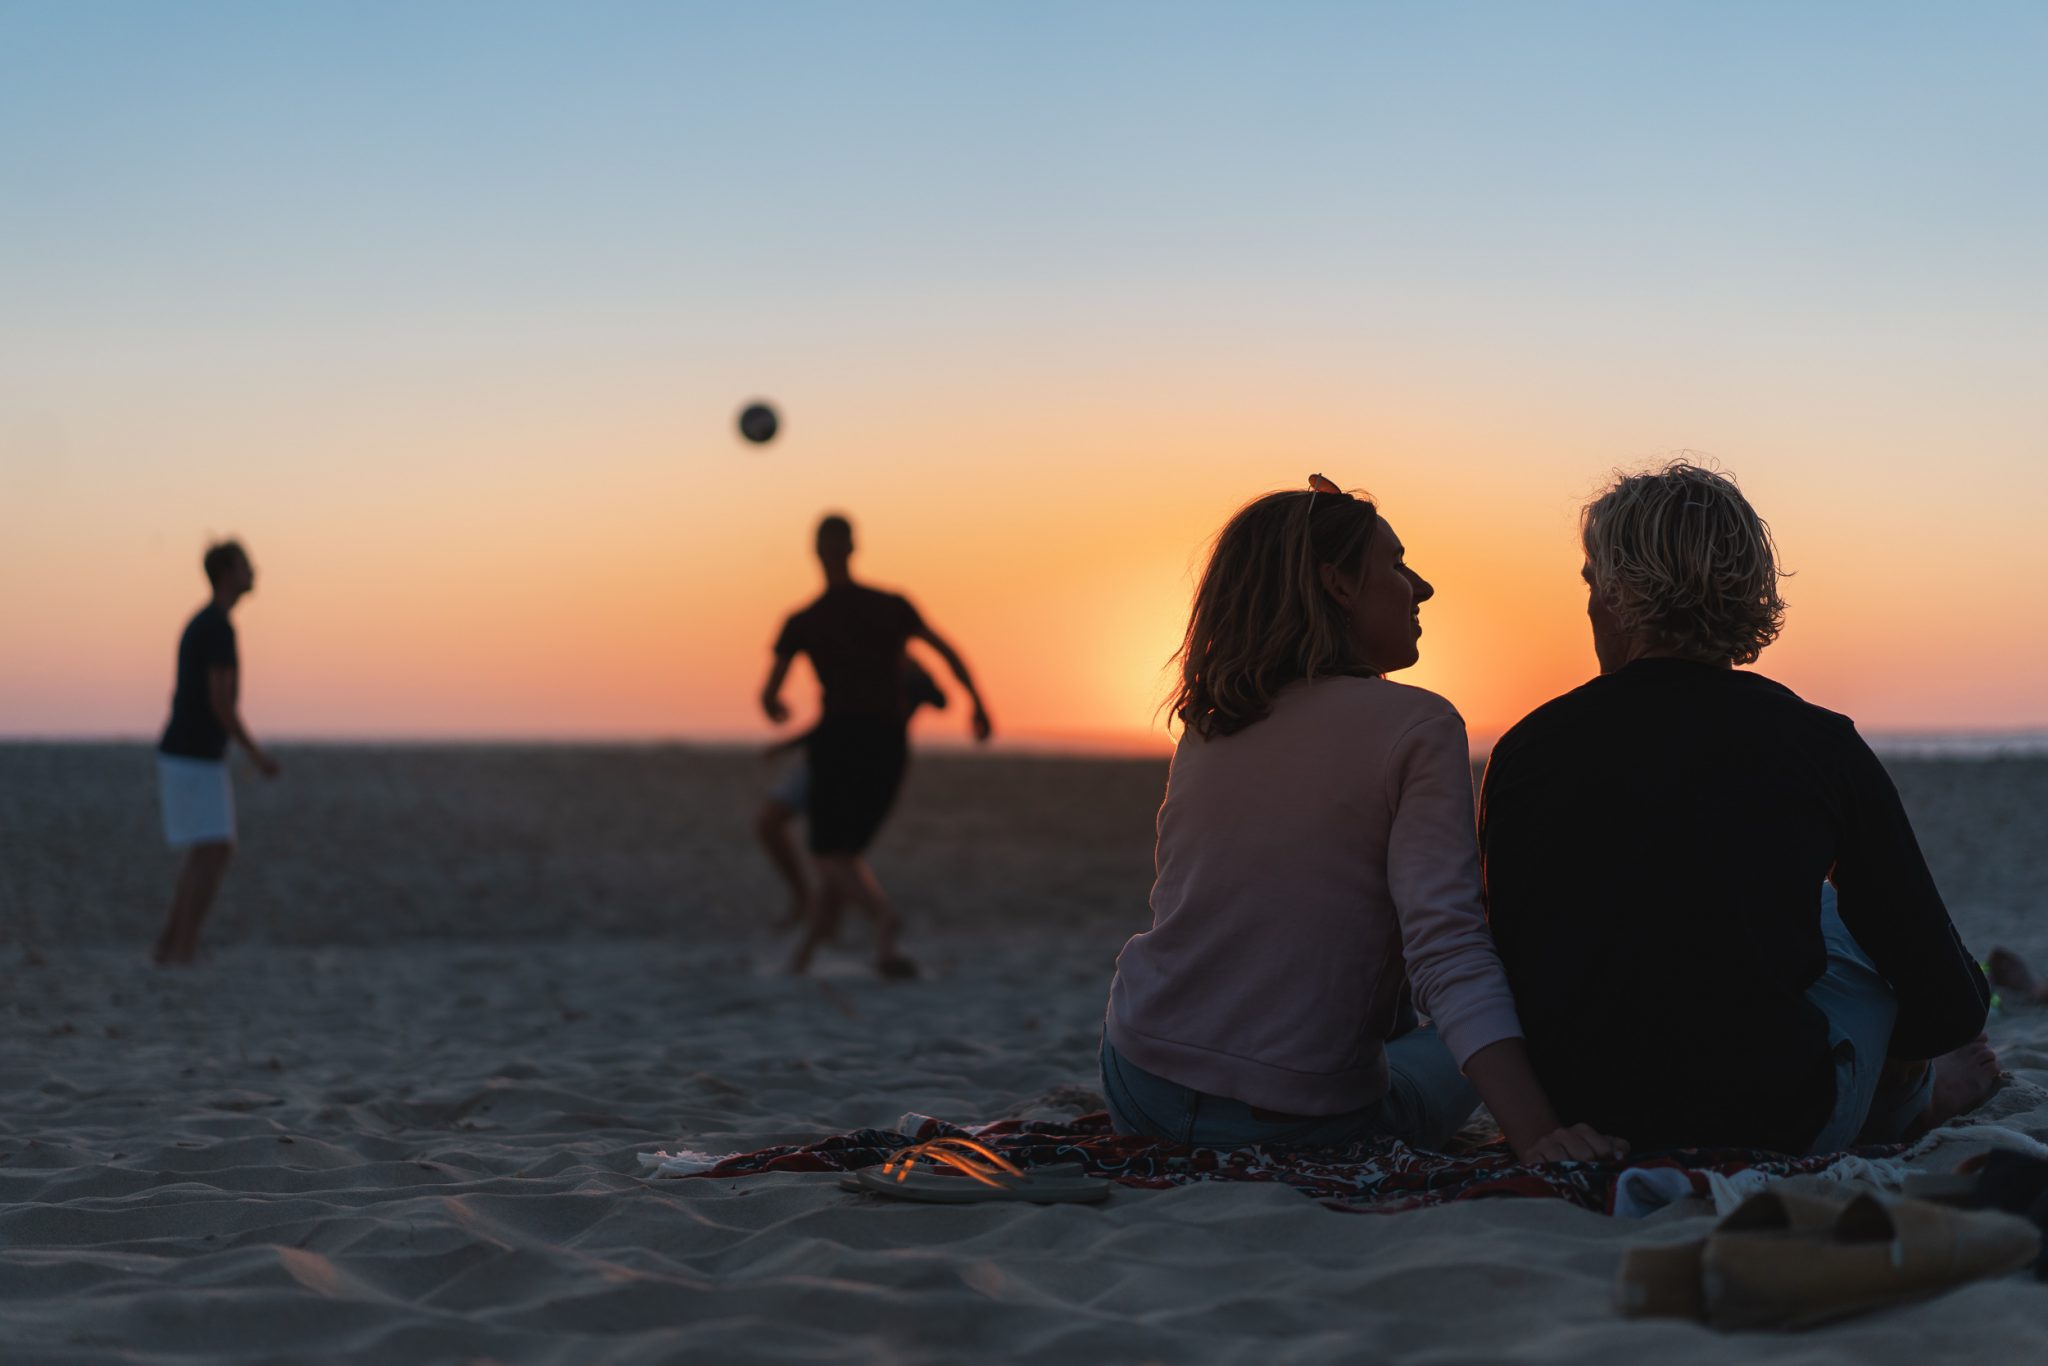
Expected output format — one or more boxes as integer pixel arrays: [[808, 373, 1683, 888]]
[[807, 854, 904, 972], [753, 799, 810, 929], [788, 873, 848, 975], [155, 842, 233, 966]]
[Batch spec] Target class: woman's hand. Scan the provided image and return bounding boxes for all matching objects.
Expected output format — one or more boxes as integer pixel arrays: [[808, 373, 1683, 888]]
[[1516, 1123, 1629, 1166]]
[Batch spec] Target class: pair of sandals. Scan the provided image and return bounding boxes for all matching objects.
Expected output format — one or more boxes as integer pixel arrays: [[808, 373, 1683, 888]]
[[839, 1137, 1110, 1204], [1619, 1173, 2042, 1330]]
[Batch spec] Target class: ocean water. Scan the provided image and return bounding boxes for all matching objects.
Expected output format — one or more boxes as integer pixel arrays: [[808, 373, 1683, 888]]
[[1866, 731, 2048, 759]]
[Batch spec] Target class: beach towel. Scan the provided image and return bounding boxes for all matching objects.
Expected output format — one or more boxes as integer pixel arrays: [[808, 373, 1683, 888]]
[[641, 1112, 1913, 1215]]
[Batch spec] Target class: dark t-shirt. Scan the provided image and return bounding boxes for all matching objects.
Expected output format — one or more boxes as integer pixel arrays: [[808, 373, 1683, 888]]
[[1479, 658, 1988, 1156], [159, 604, 238, 760], [774, 585, 927, 721]]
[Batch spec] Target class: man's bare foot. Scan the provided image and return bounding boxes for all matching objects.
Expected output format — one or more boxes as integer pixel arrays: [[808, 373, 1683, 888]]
[[1987, 948, 2048, 1004], [1928, 1033, 2002, 1127]]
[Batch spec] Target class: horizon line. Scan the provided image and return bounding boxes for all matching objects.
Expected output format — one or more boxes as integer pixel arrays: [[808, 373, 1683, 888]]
[[7, 726, 2048, 760]]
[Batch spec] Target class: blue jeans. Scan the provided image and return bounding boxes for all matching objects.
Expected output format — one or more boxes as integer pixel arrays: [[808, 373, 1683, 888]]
[[1099, 1024, 1479, 1152], [1805, 883, 1936, 1153]]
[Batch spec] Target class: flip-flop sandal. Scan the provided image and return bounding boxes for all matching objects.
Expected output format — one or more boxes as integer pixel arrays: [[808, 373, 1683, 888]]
[[837, 1137, 1108, 1205], [876, 955, 921, 981]]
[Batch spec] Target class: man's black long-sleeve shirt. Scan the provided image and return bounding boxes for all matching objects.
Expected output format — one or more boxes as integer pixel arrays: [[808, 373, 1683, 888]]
[[1479, 658, 1988, 1155]]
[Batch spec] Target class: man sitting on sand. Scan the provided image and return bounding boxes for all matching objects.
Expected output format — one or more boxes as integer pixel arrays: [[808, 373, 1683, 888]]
[[760, 514, 993, 978], [153, 540, 280, 966], [1481, 462, 1997, 1155]]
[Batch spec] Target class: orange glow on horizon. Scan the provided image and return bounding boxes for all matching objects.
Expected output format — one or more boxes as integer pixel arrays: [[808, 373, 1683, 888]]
[[6, 364, 2046, 752]]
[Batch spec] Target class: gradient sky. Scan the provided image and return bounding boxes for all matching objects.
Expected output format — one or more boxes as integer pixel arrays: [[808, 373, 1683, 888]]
[[4, 2, 2044, 750]]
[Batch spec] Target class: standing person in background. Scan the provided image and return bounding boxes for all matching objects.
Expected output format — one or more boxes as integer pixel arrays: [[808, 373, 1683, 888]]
[[152, 540, 279, 966], [760, 514, 993, 978]]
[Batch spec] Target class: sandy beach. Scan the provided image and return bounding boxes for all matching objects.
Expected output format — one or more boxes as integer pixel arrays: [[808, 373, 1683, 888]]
[[4, 742, 2048, 1363]]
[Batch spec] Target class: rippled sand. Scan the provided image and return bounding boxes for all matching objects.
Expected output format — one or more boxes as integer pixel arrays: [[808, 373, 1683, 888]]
[[3, 745, 2047, 1363]]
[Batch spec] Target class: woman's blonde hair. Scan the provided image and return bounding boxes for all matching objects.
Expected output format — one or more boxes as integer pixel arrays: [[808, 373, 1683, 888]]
[[1581, 460, 1787, 666], [1168, 486, 1382, 739]]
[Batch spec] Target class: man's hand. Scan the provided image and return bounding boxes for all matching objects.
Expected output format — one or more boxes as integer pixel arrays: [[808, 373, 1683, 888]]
[[971, 705, 993, 743], [1516, 1123, 1629, 1167], [251, 747, 282, 779], [762, 694, 790, 725]]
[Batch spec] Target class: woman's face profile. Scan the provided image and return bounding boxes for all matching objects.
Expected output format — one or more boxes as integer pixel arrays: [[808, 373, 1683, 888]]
[[1339, 516, 1433, 675]]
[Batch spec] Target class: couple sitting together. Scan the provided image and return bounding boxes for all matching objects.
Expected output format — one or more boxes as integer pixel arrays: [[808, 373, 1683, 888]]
[[1100, 462, 1997, 1165]]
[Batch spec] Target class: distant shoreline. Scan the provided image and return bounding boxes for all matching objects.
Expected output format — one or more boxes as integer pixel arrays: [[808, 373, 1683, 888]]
[[5, 731, 2046, 761]]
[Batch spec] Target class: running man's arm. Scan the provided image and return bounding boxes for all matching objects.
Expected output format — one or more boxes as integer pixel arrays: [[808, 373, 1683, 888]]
[[910, 624, 992, 741], [208, 665, 279, 776], [760, 652, 795, 725]]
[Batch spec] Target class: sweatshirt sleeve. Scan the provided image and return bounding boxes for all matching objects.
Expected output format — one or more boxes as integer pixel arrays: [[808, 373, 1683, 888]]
[[1384, 709, 1523, 1068], [1829, 726, 1990, 1060]]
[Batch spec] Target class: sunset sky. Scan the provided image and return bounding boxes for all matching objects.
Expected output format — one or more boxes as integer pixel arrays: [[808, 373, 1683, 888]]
[[4, 3, 2044, 751]]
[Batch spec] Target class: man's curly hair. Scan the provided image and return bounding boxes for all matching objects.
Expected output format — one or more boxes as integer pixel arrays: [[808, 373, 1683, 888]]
[[1581, 460, 1787, 666]]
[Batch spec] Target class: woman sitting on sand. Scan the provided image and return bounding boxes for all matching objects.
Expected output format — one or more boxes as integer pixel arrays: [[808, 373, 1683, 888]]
[[1100, 477, 1622, 1164]]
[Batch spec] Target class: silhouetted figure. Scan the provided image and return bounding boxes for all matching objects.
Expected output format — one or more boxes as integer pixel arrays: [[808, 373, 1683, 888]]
[[754, 657, 947, 932], [1100, 476, 1624, 1165], [152, 541, 279, 965], [1481, 462, 1996, 1154], [760, 514, 992, 977]]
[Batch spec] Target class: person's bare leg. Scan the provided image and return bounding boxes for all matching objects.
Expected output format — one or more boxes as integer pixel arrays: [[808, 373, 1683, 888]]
[[788, 872, 847, 975], [167, 842, 233, 965], [176, 842, 234, 963], [153, 849, 209, 965], [753, 800, 809, 929], [1987, 948, 2048, 1004], [826, 854, 903, 970]]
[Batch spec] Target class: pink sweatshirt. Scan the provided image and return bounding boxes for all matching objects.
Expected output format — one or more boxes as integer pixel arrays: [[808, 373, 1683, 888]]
[[1105, 676, 1523, 1116]]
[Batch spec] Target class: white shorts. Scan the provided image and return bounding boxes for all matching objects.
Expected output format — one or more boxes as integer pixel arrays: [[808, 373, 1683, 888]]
[[158, 753, 236, 848]]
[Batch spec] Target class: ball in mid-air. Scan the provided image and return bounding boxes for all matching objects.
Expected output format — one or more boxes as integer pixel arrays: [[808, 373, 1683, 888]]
[[738, 402, 779, 445]]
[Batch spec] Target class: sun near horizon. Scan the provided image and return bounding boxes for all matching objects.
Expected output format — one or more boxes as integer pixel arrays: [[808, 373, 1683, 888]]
[[8, 414, 2046, 755], [4, 3, 2046, 753]]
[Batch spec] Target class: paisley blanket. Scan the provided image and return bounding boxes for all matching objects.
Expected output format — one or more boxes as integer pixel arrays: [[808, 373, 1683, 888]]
[[646, 1112, 1910, 1215]]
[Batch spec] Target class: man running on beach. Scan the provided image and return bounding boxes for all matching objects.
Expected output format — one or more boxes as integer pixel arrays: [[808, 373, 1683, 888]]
[[754, 656, 948, 932], [760, 514, 992, 977], [153, 540, 279, 965]]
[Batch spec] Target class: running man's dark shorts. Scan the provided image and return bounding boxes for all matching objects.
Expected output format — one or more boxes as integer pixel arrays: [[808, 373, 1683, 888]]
[[804, 716, 909, 855]]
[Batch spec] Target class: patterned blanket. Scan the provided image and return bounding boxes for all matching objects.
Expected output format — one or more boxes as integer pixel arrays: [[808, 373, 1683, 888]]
[[649, 1112, 1911, 1215]]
